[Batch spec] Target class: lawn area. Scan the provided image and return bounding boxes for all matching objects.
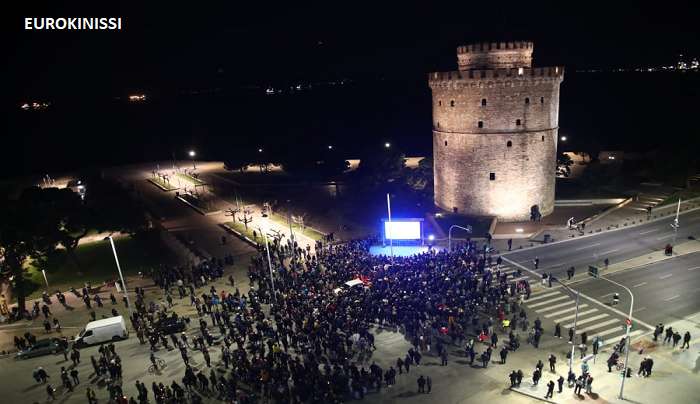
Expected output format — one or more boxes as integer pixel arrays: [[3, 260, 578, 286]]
[[658, 189, 700, 206], [22, 231, 176, 301], [224, 221, 262, 244], [268, 212, 326, 241], [148, 177, 178, 191], [175, 172, 207, 186]]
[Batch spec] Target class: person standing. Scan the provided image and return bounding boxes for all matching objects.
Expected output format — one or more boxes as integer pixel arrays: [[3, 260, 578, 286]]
[[672, 331, 681, 348], [664, 327, 674, 344], [569, 328, 574, 343], [574, 376, 584, 395], [585, 374, 594, 394], [507, 238, 513, 251], [532, 368, 541, 386], [545, 380, 555, 399], [653, 323, 664, 342], [440, 349, 448, 366], [500, 346, 508, 364], [46, 384, 56, 401], [548, 354, 556, 372], [86, 386, 97, 403], [534, 257, 540, 269], [554, 323, 561, 338], [417, 375, 425, 393], [682, 331, 691, 349], [557, 375, 564, 393]]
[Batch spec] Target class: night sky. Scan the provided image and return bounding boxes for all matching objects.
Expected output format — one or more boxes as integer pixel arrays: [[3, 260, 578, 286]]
[[7, 2, 700, 99], [3, 2, 700, 178]]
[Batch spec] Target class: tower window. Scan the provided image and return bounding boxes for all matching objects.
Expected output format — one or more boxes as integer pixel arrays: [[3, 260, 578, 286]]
[[450, 100, 455, 107], [507, 141, 512, 148], [542, 135, 545, 141], [436, 121, 440, 128], [481, 98, 487, 106], [444, 141, 448, 146], [516, 119, 521, 126], [478, 121, 483, 128], [438, 100, 442, 106], [525, 97, 530, 104], [540, 97, 544, 104], [489, 173, 496, 181]]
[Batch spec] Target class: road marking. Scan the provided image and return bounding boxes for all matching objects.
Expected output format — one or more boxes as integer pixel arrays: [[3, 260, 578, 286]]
[[535, 301, 576, 313], [656, 234, 673, 240], [575, 243, 601, 251], [659, 274, 673, 280], [565, 313, 609, 328], [550, 308, 598, 323], [639, 229, 658, 235], [633, 282, 647, 288], [664, 295, 680, 301], [600, 249, 619, 256], [576, 318, 620, 334], [601, 292, 615, 298], [595, 326, 626, 339], [633, 307, 647, 313], [528, 295, 571, 308], [688, 266, 700, 271], [526, 291, 560, 302], [544, 304, 589, 318]]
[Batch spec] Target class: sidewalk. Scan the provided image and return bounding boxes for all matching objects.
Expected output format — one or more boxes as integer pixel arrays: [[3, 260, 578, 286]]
[[491, 194, 700, 253]]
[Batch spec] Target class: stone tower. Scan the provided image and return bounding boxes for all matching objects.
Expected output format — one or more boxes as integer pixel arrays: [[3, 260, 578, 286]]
[[429, 41, 564, 221]]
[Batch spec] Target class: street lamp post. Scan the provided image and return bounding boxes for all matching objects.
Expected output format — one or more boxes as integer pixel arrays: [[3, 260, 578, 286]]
[[552, 278, 581, 375], [105, 236, 133, 319], [595, 276, 634, 399], [41, 269, 49, 289], [448, 225, 472, 251], [188, 150, 197, 170], [261, 216, 277, 306], [671, 198, 681, 246], [386, 193, 394, 262]]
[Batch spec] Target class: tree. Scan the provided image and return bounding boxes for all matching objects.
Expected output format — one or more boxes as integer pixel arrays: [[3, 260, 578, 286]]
[[356, 148, 407, 188], [0, 196, 59, 312], [405, 157, 433, 193], [557, 153, 574, 176]]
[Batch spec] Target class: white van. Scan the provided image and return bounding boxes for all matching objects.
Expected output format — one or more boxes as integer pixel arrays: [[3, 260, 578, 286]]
[[75, 316, 128, 347]]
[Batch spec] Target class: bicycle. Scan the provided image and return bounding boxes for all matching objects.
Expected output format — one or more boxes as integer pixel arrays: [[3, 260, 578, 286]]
[[147, 357, 166, 374]]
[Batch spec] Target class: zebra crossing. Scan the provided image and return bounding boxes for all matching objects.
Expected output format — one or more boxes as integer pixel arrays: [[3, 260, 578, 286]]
[[522, 287, 647, 347]]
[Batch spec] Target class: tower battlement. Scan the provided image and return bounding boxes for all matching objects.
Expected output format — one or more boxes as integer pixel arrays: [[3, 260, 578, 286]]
[[457, 41, 534, 70], [430, 41, 563, 222], [428, 66, 564, 85]]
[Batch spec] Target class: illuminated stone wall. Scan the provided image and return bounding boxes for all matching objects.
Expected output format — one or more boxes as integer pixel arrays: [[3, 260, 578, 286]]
[[429, 42, 564, 221]]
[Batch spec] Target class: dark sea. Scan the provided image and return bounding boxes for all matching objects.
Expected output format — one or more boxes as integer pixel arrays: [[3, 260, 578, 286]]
[[5, 71, 699, 179]]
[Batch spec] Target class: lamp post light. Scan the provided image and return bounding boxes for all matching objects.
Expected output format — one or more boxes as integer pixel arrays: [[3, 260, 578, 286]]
[[260, 215, 277, 306], [105, 236, 133, 319], [384, 142, 391, 149], [560, 136, 567, 141], [328, 145, 333, 150], [41, 269, 49, 289], [671, 198, 681, 246], [188, 150, 196, 170]]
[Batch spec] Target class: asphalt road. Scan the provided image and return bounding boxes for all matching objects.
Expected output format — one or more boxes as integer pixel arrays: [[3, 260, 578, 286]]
[[569, 251, 700, 326], [502, 207, 700, 279]]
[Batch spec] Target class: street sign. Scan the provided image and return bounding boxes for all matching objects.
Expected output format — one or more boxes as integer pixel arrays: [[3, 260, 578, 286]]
[[588, 265, 599, 278]]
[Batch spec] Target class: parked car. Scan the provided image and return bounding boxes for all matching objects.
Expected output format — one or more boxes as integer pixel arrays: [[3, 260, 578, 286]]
[[74, 316, 128, 348], [155, 316, 187, 334], [16, 338, 65, 360]]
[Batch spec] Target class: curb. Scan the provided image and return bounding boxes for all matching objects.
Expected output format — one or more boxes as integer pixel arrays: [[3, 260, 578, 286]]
[[219, 223, 260, 248], [509, 386, 560, 404], [176, 196, 222, 216], [147, 178, 179, 192]]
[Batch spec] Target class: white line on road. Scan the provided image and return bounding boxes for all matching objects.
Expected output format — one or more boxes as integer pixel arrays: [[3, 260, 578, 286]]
[[656, 234, 673, 240], [633, 282, 647, 288], [525, 291, 560, 302], [544, 304, 590, 318], [601, 292, 615, 298], [688, 266, 700, 271], [599, 249, 620, 256], [659, 274, 673, 280], [664, 295, 680, 301], [639, 229, 659, 235], [575, 243, 601, 251], [634, 307, 647, 313], [528, 295, 571, 308]]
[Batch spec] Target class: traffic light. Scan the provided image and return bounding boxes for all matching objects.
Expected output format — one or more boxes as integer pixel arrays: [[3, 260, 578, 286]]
[[588, 265, 599, 278]]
